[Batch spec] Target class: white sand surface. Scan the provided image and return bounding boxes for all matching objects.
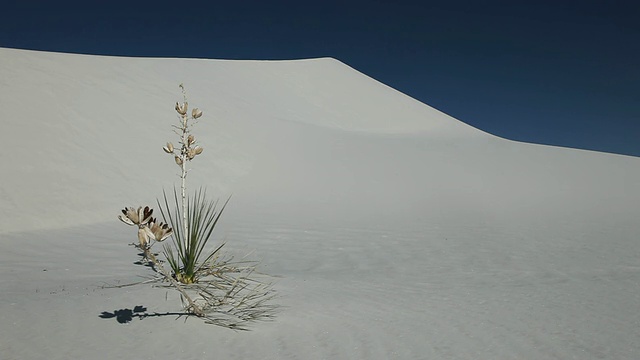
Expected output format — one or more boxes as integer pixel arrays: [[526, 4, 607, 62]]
[[1, 47, 640, 359]]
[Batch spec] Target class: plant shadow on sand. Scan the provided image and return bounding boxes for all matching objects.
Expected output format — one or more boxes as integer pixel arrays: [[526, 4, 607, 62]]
[[99, 305, 186, 324], [99, 304, 276, 330], [99, 247, 278, 330]]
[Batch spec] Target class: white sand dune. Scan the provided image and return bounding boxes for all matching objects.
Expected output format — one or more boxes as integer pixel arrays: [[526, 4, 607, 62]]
[[1, 47, 640, 359]]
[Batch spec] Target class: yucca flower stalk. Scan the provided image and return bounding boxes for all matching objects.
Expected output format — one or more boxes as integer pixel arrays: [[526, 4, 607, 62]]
[[162, 83, 205, 283]]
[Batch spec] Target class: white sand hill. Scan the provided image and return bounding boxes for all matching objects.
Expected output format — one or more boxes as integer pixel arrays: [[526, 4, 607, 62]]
[[1, 47, 640, 359]]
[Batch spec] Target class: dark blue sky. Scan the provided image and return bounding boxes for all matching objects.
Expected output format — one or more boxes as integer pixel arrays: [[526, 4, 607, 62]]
[[2, 1, 638, 156]]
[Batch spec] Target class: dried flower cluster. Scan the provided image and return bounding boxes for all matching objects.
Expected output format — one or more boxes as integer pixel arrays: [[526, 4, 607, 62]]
[[119, 206, 173, 248], [163, 84, 205, 245], [163, 97, 204, 167]]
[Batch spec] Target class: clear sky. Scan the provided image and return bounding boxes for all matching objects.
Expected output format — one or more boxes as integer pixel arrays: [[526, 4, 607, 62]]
[[2, 1, 638, 156]]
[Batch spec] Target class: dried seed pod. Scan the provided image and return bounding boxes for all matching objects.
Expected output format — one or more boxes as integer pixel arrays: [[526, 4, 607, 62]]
[[123, 207, 140, 224], [187, 148, 196, 160], [119, 206, 153, 226], [187, 135, 195, 146], [175, 155, 183, 165], [137, 227, 149, 249], [139, 206, 153, 226], [143, 226, 155, 242], [163, 142, 174, 154], [118, 213, 135, 226], [192, 108, 203, 119], [147, 219, 173, 241], [175, 102, 188, 115], [194, 146, 203, 155]]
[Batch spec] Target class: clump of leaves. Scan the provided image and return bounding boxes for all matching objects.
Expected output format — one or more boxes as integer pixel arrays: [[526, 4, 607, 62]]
[[159, 188, 229, 284]]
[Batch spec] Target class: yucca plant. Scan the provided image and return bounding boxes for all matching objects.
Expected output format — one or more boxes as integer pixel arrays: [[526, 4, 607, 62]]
[[116, 84, 276, 328]]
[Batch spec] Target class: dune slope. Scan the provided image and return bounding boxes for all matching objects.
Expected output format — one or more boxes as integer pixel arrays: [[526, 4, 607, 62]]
[[1, 48, 640, 359]]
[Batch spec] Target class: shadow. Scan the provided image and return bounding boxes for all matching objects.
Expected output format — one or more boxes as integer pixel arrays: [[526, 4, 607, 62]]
[[99, 305, 186, 324], [132, 249, 163, 269]]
